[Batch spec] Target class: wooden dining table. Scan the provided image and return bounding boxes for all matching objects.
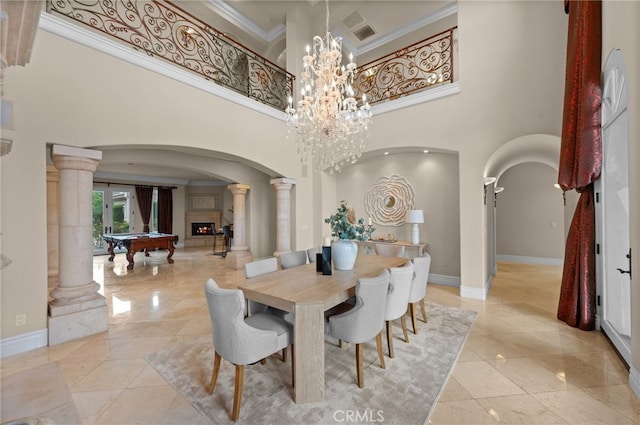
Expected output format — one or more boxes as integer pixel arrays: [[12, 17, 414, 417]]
[[238, 254, 408, 404]]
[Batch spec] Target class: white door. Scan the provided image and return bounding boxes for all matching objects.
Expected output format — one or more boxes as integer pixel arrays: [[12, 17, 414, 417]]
[[596, 48, 631, 364]]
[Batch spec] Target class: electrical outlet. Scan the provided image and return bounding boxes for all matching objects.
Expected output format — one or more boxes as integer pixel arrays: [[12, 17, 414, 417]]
[[15, 314, 26, 326]]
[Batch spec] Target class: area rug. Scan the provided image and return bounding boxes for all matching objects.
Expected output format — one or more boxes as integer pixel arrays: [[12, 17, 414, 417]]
[[145, 302, 476, 425]]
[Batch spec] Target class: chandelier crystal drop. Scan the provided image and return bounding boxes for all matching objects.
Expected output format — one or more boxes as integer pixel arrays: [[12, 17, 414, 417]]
[[285, 0, 372, 173]]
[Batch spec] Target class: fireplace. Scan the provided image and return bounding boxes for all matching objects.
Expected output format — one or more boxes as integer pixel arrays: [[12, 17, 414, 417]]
[[191, 222, 215, 236], [185, 211, 222, 247]]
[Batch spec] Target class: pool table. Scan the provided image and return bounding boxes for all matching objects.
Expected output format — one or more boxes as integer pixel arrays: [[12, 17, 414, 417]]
[[103, 232, 178, 270]]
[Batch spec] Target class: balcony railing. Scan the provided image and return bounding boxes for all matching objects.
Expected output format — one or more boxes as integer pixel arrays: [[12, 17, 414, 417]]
[[46, 1, 456, 111], [46, 0, 294, 111], [354, 27, 456, 105]]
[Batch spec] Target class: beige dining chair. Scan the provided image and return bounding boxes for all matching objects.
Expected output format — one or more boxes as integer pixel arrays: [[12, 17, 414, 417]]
[[306, 246, 321, 263], [326, 269, 390, 388], [279, 250, 308, 269], [384, 261, 414, 358], [374, 243, 406, 257], [243, 257, 278, 316], [243, 257, 293, 357], [204, 278, 294, 421], [408, 253, 431, 334]]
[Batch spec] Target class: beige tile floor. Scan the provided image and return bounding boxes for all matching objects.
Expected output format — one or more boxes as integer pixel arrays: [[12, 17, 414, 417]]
[[1, 247, 639, 424]]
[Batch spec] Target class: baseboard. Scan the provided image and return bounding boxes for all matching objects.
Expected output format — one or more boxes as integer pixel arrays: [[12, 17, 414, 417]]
[[496, 254, 563, 266], [428, 273, 460, 287], [629, 365, 640, 400], [460, 275, 492, 301], [0, 328, 48, 358]]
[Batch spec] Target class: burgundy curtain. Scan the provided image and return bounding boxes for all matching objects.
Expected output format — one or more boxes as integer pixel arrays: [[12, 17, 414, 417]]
[[135, 185, 154, 233], [556, 0, 602, 330], [158, 187, 173, 234]]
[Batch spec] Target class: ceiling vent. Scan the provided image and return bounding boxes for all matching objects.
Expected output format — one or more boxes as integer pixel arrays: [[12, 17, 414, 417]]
[[343, 11, 365, 29], [353, 24, 376, 41]]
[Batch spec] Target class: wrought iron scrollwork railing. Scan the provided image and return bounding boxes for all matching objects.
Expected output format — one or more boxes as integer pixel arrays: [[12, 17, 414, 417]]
[[46, 0, 294, 111], [354, 27, 457, 105]]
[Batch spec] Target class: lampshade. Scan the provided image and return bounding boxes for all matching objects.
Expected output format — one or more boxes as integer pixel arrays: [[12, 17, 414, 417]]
[[405, 209, 424, 224]]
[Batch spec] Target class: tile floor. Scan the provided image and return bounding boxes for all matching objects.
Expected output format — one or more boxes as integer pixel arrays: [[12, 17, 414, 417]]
[[1, 247, 639, 424]]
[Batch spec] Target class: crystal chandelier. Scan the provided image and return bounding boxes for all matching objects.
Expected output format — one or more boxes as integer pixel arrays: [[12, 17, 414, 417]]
[[285, 0, 372, 173]]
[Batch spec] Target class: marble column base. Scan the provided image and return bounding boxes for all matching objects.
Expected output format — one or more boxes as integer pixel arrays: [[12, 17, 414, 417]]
[[225, 250, 253, 270], [48, 295, 108, 345]]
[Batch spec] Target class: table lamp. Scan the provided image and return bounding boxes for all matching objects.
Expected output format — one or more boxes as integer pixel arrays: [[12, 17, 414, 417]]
[[405, 209, 424, 244]]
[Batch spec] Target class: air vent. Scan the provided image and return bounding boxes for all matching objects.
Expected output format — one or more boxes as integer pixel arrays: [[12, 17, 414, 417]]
[[353, 24, 376, 41], [343, 11, 365, 29]]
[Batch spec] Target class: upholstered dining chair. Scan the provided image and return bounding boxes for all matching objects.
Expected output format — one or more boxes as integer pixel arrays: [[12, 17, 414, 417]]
[[243, 257, 293, 345], [204, 278, 294, 421], [243, 257, 279, 316], [244, 256, 279, 279], [306, 246, 321, 263], [384, 261, 415, 358], [279, 250, 308, 269], [374, 243, 406, 257], [408, 252, 432, 334], [326, 269, 390, 388]]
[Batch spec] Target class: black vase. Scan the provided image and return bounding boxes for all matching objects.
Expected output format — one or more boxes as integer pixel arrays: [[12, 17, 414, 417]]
[[321, 246, 332, 275]]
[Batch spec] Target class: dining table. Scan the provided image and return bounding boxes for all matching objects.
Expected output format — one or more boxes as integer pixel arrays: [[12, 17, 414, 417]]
[[238, 254, 408, 404]]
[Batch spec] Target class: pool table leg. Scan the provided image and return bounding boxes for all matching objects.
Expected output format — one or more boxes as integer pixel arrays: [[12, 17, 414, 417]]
[[107, 242, 116, 262], [167, 243, 175, 264], [126, 249, 135, 270]]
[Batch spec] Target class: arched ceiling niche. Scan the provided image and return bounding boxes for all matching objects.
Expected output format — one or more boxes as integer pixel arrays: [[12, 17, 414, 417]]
[[484, 134, 560, 185]]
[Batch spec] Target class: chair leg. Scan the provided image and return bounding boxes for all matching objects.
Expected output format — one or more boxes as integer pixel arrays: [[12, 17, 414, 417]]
[[208, 351, 222, 394], [410, 303, 419, 335], [282, 348, 287, 362], [401, 314, 410, 343], [231, 364, 245, 421], [420, 298, 428, 322], [339, 339, 344, 349], [386, 320, 395, 358], [291, 344, 295, 388], [375, 331, 386, 369], [355, 343, 364, 388]]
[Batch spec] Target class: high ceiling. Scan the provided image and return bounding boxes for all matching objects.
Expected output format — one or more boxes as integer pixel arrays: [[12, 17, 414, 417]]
[[90, 0, 458, 185]]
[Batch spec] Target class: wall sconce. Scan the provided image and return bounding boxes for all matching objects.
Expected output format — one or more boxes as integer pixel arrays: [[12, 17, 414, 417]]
[[405, 209, 424, 244], [554, 183, 566, 206], [493, 187, 504, 207], [483, 176, 497, 205]]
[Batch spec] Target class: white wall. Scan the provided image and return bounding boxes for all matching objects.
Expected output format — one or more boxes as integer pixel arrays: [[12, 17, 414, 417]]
[[335, 152, 461, 278], [495, 163, 565, 261]]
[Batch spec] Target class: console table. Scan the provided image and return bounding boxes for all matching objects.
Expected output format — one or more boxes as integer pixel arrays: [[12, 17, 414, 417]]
[[357, 240, 427, 257]]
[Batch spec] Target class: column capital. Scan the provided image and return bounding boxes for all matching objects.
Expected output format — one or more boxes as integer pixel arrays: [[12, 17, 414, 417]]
[[270, 177, 297, 187], [47, 165, 59, 182], [227, 183, 251, 194], [52, 145, 102, 173]]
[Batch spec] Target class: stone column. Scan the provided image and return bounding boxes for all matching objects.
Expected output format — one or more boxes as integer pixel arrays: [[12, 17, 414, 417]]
[[271, 178, 296, 256], [46, 165, 59, 290], [225, 183, 253, 269], [48, 145, 108, 345]]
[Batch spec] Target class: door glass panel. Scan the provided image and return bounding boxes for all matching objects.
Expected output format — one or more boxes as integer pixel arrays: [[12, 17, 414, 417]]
[[93, 190, 105, 252], [112, 191, 131, 234], [93, 187, 133, 255]]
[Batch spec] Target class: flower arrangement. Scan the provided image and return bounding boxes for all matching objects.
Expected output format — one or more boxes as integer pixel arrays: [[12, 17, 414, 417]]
[[325, 200, 375, 242]]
